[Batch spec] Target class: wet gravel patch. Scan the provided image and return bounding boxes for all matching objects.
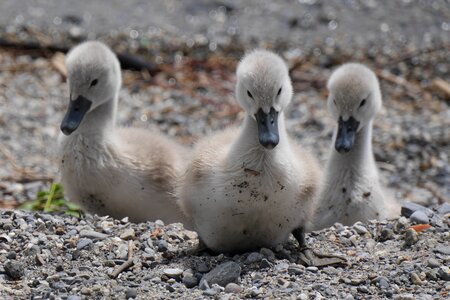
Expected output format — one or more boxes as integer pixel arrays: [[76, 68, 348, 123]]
[[0, 206, 448, 299]]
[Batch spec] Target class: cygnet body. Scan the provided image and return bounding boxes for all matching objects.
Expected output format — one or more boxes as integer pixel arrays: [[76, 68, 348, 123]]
[[179, 50, 321, 253], [311, 63, 400, 230], [58, 41, 189, 226]]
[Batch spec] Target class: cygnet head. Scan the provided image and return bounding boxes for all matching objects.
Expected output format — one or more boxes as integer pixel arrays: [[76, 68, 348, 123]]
[[236, 50, 293, 149], [60, 41, 121, 135], [327, 63, 382, 153]]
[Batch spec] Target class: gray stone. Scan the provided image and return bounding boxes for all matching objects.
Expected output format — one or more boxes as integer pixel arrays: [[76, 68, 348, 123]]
[[275, 262, 289, 273], [165, 284, 175, 292], [120, 228, 135, 240], [4, 260, 24, 280], [401, 201, 433, 218], [260, 258, 273, 269], [288, 264, 305, 275], [394, 294, 415, 300], [224, 282, 243, 294], [411, 272, 423, 285], [25, 245, 40, 256], [182, 275, 198, 288], [260, 248, 275, 258], [434, 245, 450, 255], [201, 261, 241, 287], [426, 269, 439, 281], [427, 258, 440, 268], [438, 266, 450, 281], [163, 268, 183, 280], [196, 261, 210, 273], [306, 266, 319, 273], [157, 240, 169, 252], [379, 228, 394, 242], [199, 279, 210, 290], [437, 203, 450, 215], [403, 229, 418, 247], [79, 229, 108, 240], [373, 276, 390, 289], [409, 211, 429, 224], [203, 288, 218, 296], [245, 252, 262, 264], [76, 238, 93, 250], [125, 288, 138, 299], [353, 223, 369, 234], [67, 296, 81, 300]]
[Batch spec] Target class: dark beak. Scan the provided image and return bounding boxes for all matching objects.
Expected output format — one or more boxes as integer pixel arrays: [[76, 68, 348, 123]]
[[60, 95, 92, 135], [255, 107, 279, 149], [335, 116, 360, 153]]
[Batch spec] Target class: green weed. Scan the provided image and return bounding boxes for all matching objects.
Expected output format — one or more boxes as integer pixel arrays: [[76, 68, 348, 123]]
[[20, 183, 83, 218]]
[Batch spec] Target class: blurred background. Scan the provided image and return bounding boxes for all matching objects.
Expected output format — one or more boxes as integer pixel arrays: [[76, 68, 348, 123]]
[[0, 0, 449, 212]]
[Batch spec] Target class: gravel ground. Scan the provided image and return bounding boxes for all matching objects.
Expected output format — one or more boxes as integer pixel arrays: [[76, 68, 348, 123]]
[[0, 0, 449, 299], [0, 204, 449, 299]]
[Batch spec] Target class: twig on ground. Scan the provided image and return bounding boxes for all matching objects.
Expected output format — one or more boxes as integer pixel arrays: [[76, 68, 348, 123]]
[[375, 69, 422, 97], [431, 78, 450, 100], [51, 52, 67, 78], [110, 240, 135, 278], [0, 38, 161, 75]]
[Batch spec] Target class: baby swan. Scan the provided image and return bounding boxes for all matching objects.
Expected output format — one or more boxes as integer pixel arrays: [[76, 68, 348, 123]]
[[58, 41, 189, 225], [311, 63, 400, 230], [180, 50, 321, 253]]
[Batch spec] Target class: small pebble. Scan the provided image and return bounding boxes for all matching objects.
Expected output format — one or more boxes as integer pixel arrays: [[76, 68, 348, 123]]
[[157, 240, 169, 252], [394, 293, 415, 300], [76, 238, 93, 250], [182, 275, 198, 288], [427, 258, 440, 268], [201, 261, 241, 287], [437, 203, 450, 215], [409, 211, 429, 224], [4, 260, 24, 280], [434, 245, 450, 255], [163, 268, 183, 280], [403, 229, 418, 247], [224, 282, 243, 294], [245, 252, 262, 264], [288, 264, 304, 275], [120, 228, 135, 240], [260, 258, 273, 269], [125, 288, 138, 299], [411, 272, 423, 285], [353, 223, 369, 234], [379, 228, 394, 241], [438, 266, 450, 281]]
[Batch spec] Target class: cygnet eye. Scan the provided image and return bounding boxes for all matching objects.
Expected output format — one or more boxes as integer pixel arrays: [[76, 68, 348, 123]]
[[333, 99, 337, 106], [90, 79, 98, 87], [359, 99, 366, 108], [277, 87, 282, 96], [247, 90, 254, 99]]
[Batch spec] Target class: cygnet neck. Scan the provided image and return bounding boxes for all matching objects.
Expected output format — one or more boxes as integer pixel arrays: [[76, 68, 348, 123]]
[[72, 95, 117, 138], [230, 112, 289, 160], [328, 120, 376, 170]]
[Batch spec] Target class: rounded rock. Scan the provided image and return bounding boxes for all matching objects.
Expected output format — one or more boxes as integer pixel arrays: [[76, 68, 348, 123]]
[[163, 268, 183, 279], [225, 282, 243, 294], [409, 211, 429, 224], [4, 260, 24, 280], [125, 288, 138, 299]]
